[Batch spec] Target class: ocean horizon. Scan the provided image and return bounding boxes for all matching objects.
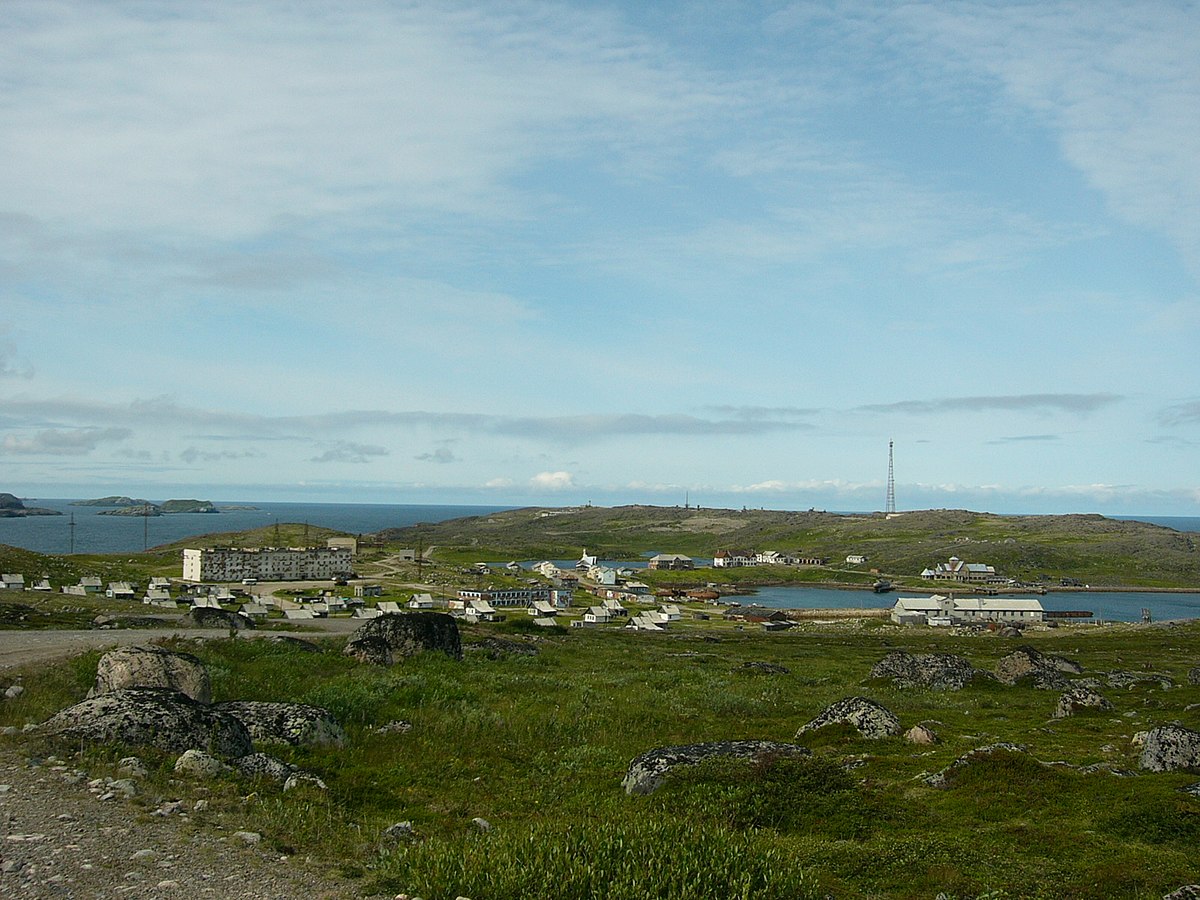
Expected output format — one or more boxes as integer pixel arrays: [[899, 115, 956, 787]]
[[0, 497, 1197, 556]]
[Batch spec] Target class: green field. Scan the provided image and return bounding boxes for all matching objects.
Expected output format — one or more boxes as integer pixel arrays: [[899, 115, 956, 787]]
[[5, 616, 1200, 899]]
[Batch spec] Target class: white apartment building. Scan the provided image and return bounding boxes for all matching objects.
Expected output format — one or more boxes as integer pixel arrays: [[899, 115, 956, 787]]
[[182, 546, 352, 583]]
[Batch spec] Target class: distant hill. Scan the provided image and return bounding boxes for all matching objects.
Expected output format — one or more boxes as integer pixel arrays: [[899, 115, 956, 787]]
[[71, 496, 149, 507], [98, 499, 219, 517], [374, 505, 1200, 589], [0, 493, 62, 518]]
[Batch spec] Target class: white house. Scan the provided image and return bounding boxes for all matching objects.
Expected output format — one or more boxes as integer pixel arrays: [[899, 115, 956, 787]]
[[377, 601, 403, 613], [602, 598, 628, 617], [845, 554, 868, 565], [465, 599, 496, 621], [625, 614, 666, 632], [354, 607, 383, 619], [713, 551, 753, 568], [284, 608, 316, 620], [192, 596, 223, 609], [528, 600, 558, 617], [106, 582, 136, 600], [32, 578, 52, 592], [587, 566, 618, 586], [408, 593, 436, 609], [1, 574, 25, 590], [583, 606, 612, 624], [891, 594, 1044, 626], [647, 554, 694, 571], [658, 604, 682, 621], [920, 557, 1002, 584]]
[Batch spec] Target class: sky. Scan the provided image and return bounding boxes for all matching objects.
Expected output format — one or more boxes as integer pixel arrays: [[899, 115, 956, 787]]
[[1, 0, 1198, 516]]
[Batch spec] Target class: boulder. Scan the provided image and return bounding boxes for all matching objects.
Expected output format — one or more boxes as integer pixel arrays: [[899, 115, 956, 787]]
[[905, 724, 939, 745], [39, 688, 252, 758], [186, 607, 254, 630], [1054, 685, 1114, 718], [344, 612, 462, 663], [265, 635, 323, 653], [215, 700, 345, 748], [1138, 724, 1200, 773], [1164, 886, 1200, 900], [90, 646, 212, 704], [1188, 667, 1200, 687], [622, 739, 811, 795], [233, 752, 296, 783], [994, 646, 1078, 690], [343, 635, 393, 666], [924, 742, 1032, 788], [796, 696, 901, 740], [737, 661, 791, 676], [870, 650, 978, 690], [174, 749, 232, 778]]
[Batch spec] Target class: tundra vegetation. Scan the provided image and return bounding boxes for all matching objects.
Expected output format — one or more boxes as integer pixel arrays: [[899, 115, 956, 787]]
[[5, 617, 1200, 899]]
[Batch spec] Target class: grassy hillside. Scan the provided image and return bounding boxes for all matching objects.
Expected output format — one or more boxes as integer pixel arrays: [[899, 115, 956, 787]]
[[377, 506, 1200, 588], [6, 619, 1200, 898]]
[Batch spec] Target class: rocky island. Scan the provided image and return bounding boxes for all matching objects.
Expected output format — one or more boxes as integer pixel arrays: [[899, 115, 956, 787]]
[[0, 493, 62, 517], [97, 499, 220, 517]]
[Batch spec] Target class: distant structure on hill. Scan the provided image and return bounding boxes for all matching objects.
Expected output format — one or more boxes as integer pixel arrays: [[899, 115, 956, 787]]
[[885, 440, 896, 515]]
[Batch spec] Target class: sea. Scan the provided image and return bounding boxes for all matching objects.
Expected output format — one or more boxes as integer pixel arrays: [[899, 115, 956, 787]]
[[0, 499, 515, 556]]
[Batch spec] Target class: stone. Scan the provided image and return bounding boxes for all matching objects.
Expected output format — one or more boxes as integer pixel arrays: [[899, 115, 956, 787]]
[[1054, 684, 1114, 718], [870, 650, 978, 691], [1138, 724, 1200, 773], [905, 724, 939, 745], [382, 821, 420, 844], [924, 743, 1031, 788], [1164, 887, 1200, 900], [621, 739, 810, 795], [5, 684, 25, 699], [233, 831, 262, 845], [1106, 671, 1174, 690], [470, 817, 491, 832], [737, 661, 791, 675], [284, 773, 327, 792], [186, 607, 254, 630], [39, 688, 252, 758], [174, 749, 232, 779], [90, 646, 212, 704], [232, 753, 296, 783], [994, 647, 1077, 690], [346, 612, 462, 663], [342, 635, 393, 666], [118, 757, 148, 778], [215, 701, 345, 748], [797, 696, 901, 740], [108, 778, 137, 798], [1188, 667, 1200, 686]]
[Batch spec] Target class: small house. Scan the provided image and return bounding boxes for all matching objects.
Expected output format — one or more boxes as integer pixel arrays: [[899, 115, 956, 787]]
[[106, 582, 136, 600], [1, 574, 26, 590], [355, 583, 383, 598], [377, 601, 403, 613], [408, 593, 436, 609], [528, 600, 557, 617], [284, 608, 316, 620], [583, 606, 612, 624]]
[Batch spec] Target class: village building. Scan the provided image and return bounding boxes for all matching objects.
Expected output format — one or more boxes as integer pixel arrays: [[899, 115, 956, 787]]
[[583, 606, 612, 624], [1, 574, 25, 590], [408, 593, 436, 609], [920, 556, 1003, 584], [182, 546, 352, 583], [647, 554, 694, 571], [355, 583, 383, 598], [890, 594, 1044, 626]]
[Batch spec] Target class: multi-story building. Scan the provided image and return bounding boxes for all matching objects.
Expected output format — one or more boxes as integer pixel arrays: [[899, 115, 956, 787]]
[[182, 546, 352, 583]]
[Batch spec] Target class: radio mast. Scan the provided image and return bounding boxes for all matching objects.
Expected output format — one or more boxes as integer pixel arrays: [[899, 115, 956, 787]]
[[885, 440, 896, 515]]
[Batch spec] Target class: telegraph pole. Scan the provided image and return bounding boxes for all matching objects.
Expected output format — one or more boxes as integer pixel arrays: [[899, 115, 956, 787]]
[[885, 440, 896, 515]]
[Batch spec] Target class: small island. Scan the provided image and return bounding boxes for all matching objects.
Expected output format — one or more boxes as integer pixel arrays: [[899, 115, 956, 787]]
[[70, 496, 151, 508], [97, 499, 220, 517], [0, 492, 62, 518]]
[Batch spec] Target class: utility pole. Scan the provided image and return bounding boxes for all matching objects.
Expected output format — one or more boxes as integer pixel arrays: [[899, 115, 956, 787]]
[[69, 512, 76, 555], [885, 440, 896, 515]]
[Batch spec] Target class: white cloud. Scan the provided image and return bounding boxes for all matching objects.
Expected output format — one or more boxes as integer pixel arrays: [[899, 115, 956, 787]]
[[530, 471, 574, 490], [1, 426, 131, 455]]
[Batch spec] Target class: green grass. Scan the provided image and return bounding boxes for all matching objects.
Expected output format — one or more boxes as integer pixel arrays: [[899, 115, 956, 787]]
[[5, 619, 1200, 898]]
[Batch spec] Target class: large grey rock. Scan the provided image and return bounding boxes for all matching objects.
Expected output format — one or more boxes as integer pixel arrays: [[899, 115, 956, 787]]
[[215, 700, 345, 748], [797, 696, 901, 740], [1164, 886, 1200, 900], [90, 646, 212, 704], [870, 650, 978, 690], [994, 646, 1079, 690], [345, 612, 462, 663], [1106, 671, 1174, 690], [186, 607, 254, 630], [343, 635, 393, 666], [233, 752, 296, 783], [174, 749, 231, 778], [1139, 724, 1200, 773], [622, 740, 811, 795], [1054, 685, 1114, 718], [40, 688, 251, 758]]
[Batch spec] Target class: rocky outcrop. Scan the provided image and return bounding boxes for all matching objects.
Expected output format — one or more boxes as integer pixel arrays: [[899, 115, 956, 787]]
[[1138, 724, 1200, 773], [39, 688, 252, 758], [1163, 887, 1200, 900], [233, 752, 298, 783], [0, 492, 61, 517], [215, 700, 345, 748], [994, 646, 1080, 690], [621, 740, 811, 795], [344, 612, 462, 663], [89, 646, 212, 704], [870, 650, 978, 690], [343, 635, 394, 666], [1054, 684, 1114, 718], [924, 742, 1032, 788], [1106, 671, 1174, 690], [186, 607, 254, 630], [737, 661, 790, 676], [174, 749, 232, 778], [905, 724, 939, 745], [796, 696, 901, 740]]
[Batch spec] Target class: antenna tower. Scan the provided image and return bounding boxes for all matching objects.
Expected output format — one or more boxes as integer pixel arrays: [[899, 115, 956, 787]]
[[69, 512, 76, 555], [885, 440, 896, 515]]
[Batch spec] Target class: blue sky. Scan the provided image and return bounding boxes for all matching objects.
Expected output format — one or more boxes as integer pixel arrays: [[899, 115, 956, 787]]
[[1, 0, 1198, 515]]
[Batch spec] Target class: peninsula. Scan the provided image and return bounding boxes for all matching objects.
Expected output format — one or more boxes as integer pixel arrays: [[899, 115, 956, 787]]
[[0, 493, 61, 518]]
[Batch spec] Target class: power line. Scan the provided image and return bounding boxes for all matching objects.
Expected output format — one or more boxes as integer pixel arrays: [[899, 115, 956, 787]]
[[885, 440, 896, 515]]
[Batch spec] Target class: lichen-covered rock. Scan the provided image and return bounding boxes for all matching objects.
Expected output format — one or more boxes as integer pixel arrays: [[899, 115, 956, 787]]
[[1138, 724, 1200, 773], [1188, 667, 1200, 686], [924, 742, 1031, 788], [737, 661, 791, 676], [1106, 671, 1174, 690], [264, 635, 323, 653], [1164, 885, 1200, 900], [174, 749, 231, 778], [233, 752, 296, 783], [216, 700, 345, 748], [994, 646, 1078, 690], [343, 635, 393, 666], [797, 696, 901, 740], [870, 650, 978, 691], [345, 612, 462, 663], [1054, 684, 1115, 718], [186, 607, 254, 630], [622, 740, 811, 795], [89, 646, 212, 704], [39, 688, 252, 758]]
